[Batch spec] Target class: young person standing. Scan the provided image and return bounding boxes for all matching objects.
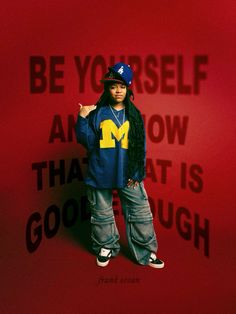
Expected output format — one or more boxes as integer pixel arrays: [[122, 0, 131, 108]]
[[76, 62, 164, 268]]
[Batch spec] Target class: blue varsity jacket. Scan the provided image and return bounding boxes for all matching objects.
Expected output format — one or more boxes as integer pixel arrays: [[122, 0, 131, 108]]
[[75, 105, 145, 188]]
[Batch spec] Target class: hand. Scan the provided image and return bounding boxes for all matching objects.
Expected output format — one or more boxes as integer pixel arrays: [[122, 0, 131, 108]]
[[78, 103, 97, 118], [127, 179, 139, 189]]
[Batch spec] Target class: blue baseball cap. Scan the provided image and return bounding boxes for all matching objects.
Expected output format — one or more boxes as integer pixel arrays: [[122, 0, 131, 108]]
[[101, 62, 133, 86]]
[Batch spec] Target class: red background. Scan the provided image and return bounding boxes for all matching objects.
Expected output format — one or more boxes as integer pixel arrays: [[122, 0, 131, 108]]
[[1, 1, 236, 313]]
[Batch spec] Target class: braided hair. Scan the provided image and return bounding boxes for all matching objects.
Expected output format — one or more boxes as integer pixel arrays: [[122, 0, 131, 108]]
[[93, 85, 146, 181]]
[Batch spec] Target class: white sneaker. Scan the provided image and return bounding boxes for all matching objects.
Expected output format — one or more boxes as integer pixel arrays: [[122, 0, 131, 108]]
[[96, 248, 112, 267], [149, 252, 164, 269]]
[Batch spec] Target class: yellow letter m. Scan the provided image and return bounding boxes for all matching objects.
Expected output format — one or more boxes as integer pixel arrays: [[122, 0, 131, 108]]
[[99, 120, 129, 149]]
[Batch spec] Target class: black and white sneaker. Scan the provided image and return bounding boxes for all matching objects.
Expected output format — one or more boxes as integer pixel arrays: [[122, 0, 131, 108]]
[[149, 252, 164, 269], [96, 248, 112, 267]]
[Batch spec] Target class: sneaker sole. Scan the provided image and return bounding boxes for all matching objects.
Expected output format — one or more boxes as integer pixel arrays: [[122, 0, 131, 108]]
[[96, 258, 110, 267], [148, 262, 165, 269]]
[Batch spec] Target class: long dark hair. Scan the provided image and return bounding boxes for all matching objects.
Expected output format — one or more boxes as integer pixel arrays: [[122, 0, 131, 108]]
[[93, 85, 145, 181]]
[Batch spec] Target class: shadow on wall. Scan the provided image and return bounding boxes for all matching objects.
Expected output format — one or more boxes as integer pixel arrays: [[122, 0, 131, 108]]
[[57, 181, 93, 254]]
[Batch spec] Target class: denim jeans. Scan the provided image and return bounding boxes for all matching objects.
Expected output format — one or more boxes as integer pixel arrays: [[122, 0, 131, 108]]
[[86, 181, 158, 265]]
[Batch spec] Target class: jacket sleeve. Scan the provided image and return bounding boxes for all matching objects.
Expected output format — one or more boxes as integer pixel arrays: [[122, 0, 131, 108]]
[[75, 114, 97, 151]]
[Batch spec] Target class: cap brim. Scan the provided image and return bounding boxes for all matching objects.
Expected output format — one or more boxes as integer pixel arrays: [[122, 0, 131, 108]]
[[100, 78, 126, 84]]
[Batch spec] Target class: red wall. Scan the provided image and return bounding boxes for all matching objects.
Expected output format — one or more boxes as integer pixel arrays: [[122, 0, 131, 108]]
[[1, 1, 236, 313]]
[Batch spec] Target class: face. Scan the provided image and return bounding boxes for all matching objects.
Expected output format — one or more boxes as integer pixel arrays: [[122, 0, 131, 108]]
[[108, 82, 127, 104]]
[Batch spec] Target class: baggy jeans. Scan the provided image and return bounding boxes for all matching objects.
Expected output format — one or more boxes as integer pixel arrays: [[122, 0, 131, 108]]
[[87, 181, 158, 265]]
